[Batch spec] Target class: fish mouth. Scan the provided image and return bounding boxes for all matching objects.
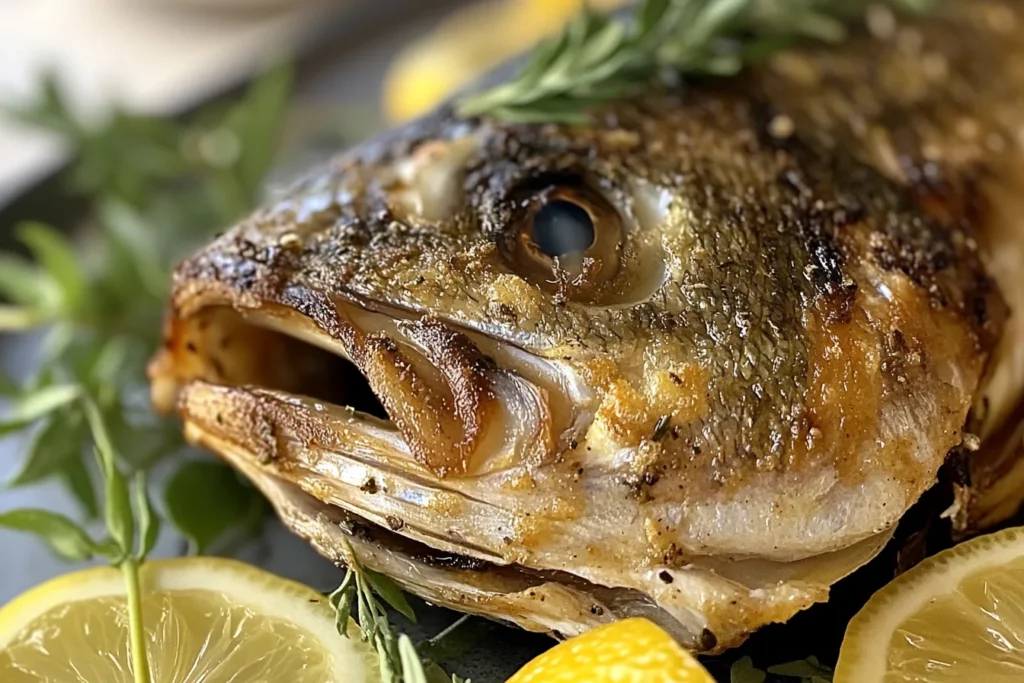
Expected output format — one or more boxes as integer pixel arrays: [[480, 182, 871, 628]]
[[147, 283, 691, 642], [148, 281, 591, 562]]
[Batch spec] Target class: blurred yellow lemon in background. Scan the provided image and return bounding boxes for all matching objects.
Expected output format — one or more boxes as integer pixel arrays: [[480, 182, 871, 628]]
[[0, 558, 377, 683], [507, 617, 716, 683], [383, 0, 628, 123], [836, 526, 1024, 682]]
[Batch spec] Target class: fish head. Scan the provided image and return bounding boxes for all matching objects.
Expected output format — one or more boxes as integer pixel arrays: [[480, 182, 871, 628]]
[[148, 82, 1002, 649]]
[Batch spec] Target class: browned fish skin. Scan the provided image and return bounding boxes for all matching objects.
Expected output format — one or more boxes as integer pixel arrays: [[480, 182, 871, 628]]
[[149, 0, 1023, 652]]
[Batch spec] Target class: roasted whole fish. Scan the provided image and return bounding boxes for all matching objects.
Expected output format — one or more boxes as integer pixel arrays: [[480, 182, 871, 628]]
[[149, 0, 1024, 653]]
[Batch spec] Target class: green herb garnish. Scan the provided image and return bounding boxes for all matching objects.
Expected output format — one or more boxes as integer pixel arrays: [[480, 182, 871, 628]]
[[329, 537, 467, 683], [458, 0, 938, 123], [0, 389, 159, 683], [0, 65, 291, 546]]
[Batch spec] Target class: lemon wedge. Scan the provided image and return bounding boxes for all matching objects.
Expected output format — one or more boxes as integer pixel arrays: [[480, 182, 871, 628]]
[[0, 557, 377, 683], [507, 617, 715, 683], [836, 526, 1024, 682]]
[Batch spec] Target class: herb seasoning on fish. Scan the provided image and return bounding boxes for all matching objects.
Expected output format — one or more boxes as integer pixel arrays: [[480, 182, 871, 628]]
[[149, 0, 1024, 654]]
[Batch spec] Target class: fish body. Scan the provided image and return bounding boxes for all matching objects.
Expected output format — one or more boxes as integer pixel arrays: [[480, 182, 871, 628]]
[[149, 0, 1024, 651]]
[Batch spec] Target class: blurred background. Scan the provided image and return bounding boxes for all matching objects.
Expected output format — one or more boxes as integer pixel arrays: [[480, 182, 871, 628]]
[[0, 1, 635, 679], [0, 0, 630, 207]]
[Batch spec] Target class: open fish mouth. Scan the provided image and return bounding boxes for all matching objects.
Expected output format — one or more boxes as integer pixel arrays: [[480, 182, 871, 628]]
[[149, 282, 585, 559], [147, 285, 694, 641]]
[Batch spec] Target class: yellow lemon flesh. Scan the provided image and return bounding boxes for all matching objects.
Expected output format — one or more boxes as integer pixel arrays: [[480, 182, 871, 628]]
[[0, 557, 377, 683], [837, 526, 1024, 682], [507, 617, 715, 683], [382, 0, 629, 123]]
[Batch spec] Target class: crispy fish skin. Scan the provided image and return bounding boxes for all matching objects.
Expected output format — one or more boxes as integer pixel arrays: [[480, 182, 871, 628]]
[[149, 0, 1023, 651]]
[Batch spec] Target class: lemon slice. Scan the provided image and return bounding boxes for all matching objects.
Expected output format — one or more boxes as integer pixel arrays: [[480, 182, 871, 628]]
[[507, 617, 715, 683], [0, 557, 377, 683], [836, 526, 1024, 682]]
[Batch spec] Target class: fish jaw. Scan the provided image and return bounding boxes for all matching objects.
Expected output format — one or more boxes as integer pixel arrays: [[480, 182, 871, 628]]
[[185, 410, 893, 653]]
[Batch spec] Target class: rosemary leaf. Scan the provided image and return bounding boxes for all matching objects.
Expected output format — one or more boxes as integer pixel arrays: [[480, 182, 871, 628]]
[[458, 0, 940, 123]]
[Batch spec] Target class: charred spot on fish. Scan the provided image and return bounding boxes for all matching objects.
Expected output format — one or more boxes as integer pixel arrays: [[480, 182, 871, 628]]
[[489, 301, 518, 322], [386, 515, 405, 531], [662, 543, 684, 567], [698, 629, 718, 651], [944, 446, 972, 487], [622, 469, 660, 502], [360, 478, 379, 494], [891, 328, 909, 353], [658, 570, 674, 584], [652, 415, 672, 441], [805, 232, 857, 324], [621, 474, 645, 500]]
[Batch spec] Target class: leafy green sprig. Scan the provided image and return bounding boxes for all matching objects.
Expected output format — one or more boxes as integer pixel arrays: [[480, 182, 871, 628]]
[[0, 388, 159, 683], [0, 66, 293, 547], [329, 537, 468, 683], [458, 0, 938, 123]]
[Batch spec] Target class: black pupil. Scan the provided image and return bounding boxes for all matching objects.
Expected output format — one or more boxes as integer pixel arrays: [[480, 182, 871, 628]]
[[530, 200, 595, 258]]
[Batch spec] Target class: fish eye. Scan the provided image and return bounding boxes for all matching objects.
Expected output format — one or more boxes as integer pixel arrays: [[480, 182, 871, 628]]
[[502, 183, 623, 301], [531, 200, 595, 258]]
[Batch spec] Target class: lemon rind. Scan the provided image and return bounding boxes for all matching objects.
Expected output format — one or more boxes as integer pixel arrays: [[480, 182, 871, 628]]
[[835, 527, 1024, 682]]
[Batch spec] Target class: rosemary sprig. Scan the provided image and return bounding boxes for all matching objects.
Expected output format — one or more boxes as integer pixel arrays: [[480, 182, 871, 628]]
[[458, 0, 939, 123]]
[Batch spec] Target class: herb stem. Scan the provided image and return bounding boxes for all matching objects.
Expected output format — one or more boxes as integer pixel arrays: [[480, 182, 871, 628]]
[[458, 0, 940, 123], [121, 558, 152, 683]]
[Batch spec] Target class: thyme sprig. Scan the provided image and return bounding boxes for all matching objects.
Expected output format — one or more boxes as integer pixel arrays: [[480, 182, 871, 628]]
[[0, 65, 292, 545], [458, 0, 939, 123], [0, 388, 160, 683], [329, 537, 468, 683]]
